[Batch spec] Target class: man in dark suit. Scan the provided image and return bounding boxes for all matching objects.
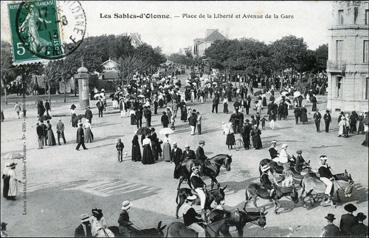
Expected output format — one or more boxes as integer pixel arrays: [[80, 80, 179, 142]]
[[76, 124, 87, 151], [323, 110, 332, 133], [212, 96, 219, 113], [171, 142, 183, 178], [195, 140, 207, 162], [136, 108, 143, 128], [85, 107, 93, 124], [351, 212, 368, 236], [40, 120, 48, 146], [74, 214, 92, 237], [340, 203, 357, 235], [321, 213, 340, 237], [36, 123, 44, 149], [313, 109, 322, 132], [241, 120, 252, 149], [182, 145, 196, 161]]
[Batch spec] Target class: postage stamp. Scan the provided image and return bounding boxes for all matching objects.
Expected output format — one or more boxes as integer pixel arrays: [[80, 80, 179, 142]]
[[7, 0, 86, 64]]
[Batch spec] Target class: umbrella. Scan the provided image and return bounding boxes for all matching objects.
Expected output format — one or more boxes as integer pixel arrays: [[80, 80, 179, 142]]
[[136, 127, 151, 135], [3, 152, 24, 160], [159, 128, 174, 135], [293, 91, 302, 98]]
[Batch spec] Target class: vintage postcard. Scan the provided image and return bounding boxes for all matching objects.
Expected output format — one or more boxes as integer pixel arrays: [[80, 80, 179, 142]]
[[1, 1, 368, 237]]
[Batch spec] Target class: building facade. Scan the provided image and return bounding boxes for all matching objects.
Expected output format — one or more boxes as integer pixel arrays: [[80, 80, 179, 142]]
[[193, 29, 227, 57], [327, 1, 369, 112]]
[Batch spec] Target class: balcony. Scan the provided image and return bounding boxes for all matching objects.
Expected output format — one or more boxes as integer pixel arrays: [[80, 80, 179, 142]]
[[327, 60, 346, 73]]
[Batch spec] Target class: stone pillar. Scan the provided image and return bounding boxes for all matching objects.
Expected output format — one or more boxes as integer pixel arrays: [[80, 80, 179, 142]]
[[75, 67, 89, 109]]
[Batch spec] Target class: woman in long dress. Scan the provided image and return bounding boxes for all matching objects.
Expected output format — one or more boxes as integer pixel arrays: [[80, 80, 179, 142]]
[[300, 106, 308, 124], [84, 119, 93, 143], [223, 122, 235, 149], [223, 98, 229, 114], [46, 121, 56, 146], [142, 135, 154, 164], [162, 134, 171, 162], [180, 102, 187, 122], [251, 125, 262, 149], [338, 117, 350, 137], [3, 162, 21, 200], [131, 135, 141, 162], [70, 105, 78, 128]]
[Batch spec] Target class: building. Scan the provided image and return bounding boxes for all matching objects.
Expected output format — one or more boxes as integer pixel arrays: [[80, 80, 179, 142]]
[[327, 1, 369, 112], [193, 29, 227, 57], [100, 58, 120, 81]]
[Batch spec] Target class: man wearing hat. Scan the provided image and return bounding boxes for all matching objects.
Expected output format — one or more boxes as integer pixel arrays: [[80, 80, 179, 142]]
[[351, 212, 368, 236], [241, 119, 252, 150], [318, 155, 334, 205], [321, 213, 340, 237], [268, 141, 279, 159], [294, 150, 306, 173], [181, 195, 206, 237], [56, 119, 66, 145], [190, 166, 207, 223], [313, 109, 322, 132], [4, 162, 22, 200], [340, 203, 358, 235], [118, 201, 133, 237], [171, 142, 183, 178], [76, 123, 87, 151], [260, 164, 275, 197], [323, 110, 331, 133], [182, 145, 196, 161], [74, 214, 92, 237], [85, 107, 93, 124]]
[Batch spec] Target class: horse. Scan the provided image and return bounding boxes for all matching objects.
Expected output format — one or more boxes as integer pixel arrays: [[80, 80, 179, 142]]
[[208, 208, 267, 237], [300, 169, 354, 207], [258, 158, 311, 176], [176, 154, 232, 190], [244, 182, 299, 214], [108, 221, 166, 237], [175, 185, 227, 219]]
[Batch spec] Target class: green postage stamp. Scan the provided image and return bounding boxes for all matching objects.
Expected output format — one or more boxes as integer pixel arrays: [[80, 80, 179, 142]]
[[8, 0, 86, 65]]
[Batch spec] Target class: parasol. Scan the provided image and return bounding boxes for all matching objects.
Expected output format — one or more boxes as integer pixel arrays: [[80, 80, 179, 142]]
[[293, 91, 302, 98], [136, 127, 151, 135], [159, 128, 174, 135], [3, 152, 24, 160]]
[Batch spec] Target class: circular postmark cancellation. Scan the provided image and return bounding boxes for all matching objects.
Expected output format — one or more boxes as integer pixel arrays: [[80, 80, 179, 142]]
[[15, 0, 86, 60]]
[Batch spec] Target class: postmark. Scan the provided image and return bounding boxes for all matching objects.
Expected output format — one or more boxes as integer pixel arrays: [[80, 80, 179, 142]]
[[8, 0, 86, 64]]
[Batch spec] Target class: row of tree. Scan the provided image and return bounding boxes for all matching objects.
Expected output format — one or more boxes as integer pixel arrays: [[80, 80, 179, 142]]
[[168, 35, 328, 77], [1, 35, 166, 102]]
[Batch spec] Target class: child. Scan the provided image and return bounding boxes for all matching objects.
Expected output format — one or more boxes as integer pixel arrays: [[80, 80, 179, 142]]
[[116, 139, 124, 162], [261, 116, 267, 130]]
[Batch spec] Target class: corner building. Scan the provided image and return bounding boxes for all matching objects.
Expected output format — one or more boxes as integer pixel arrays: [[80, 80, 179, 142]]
[[327, 1, 369, 112]]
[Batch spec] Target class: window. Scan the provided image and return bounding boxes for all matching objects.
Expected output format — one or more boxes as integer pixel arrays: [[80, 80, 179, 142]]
[[336, 40, 343, 65], [365, 9, 369, 25], [338, 10, 344, 25], [364, 40, 368, 63], [336, 76, 342, 98]]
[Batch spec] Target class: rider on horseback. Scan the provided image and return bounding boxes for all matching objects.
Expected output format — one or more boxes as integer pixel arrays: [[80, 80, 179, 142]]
[[318, 155, 334, 205], [260, 165, 275, 197], [118, 201, 133, 237], [190, 166, 208, 222], [181, 195, 206, 237], [195, 140, 210, 175]]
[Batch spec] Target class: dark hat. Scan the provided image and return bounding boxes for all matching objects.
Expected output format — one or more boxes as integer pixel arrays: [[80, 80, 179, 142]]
[[356, 212, 367, 221], [344, 203, 357, 212], [296, 150, 302, 154], [325, 213, 336, 221]]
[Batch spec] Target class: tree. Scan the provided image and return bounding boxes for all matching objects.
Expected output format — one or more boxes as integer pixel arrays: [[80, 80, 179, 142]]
[[315, 44, 328, 72]]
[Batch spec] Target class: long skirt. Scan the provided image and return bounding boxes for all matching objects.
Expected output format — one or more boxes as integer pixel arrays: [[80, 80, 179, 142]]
[[163, 142, 171, 162], [47, 130, 56, 146], [223, 103, 228, 113], [85, 128, 93, 143], [2, 175, 10, 198], [226, 133, 235, 146], [132, 144, 141, 161], [252, 135, 262, 149], [142, 145, 154, 164], [71, 114, 78, 127], [301, 113, 308, 123], [130, 114, 137, 125], [181, 109, 187, 121]]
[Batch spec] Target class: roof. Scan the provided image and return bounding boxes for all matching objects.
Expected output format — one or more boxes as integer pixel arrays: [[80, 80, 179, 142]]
[[204, 30, 227, 42]]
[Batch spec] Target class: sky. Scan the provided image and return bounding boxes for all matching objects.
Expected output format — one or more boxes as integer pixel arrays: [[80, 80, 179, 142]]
[[1, 1, 332, 55]]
